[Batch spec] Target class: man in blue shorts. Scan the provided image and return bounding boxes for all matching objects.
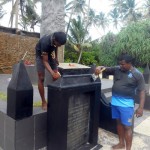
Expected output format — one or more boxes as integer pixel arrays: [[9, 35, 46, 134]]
[[95, 54, 145, 150], [35, 31, 67, 110]]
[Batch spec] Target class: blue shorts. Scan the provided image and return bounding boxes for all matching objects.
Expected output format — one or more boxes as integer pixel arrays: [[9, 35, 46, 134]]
[[111, 105, 134, 126]]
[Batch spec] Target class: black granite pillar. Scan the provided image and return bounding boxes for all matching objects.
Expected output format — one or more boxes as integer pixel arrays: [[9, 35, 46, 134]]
[[7, 60, 33, 120], [47, 74, 101, 150]]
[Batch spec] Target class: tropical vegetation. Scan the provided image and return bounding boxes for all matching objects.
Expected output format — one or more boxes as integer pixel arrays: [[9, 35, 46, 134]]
[[0, 0, 150, 67], [0, 0, 40, 30], [0, 5, 6, 20]]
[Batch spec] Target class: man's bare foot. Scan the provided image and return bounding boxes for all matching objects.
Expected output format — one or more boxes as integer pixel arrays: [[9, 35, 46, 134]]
[[112, 143, 125, 149], [42, 101, 47, 110]]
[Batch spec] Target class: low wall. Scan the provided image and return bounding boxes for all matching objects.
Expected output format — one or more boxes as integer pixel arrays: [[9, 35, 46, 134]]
[[0, 107, 47, 150], [0, 26, 64, 74]]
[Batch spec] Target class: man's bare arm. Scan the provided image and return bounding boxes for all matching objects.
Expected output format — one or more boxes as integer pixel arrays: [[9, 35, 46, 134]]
[[135, 90, 145, 117], [42, 54, 54, 75]]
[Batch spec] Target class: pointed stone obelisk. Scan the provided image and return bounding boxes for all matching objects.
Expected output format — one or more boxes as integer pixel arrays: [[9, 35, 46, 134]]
[[7, 60, 33, 120]]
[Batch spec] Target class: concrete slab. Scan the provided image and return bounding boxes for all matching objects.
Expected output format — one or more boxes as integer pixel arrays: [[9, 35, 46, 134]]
[[98, 128, 150, 150], [134, 116, 150, 136], [98, 105, 150, 149]]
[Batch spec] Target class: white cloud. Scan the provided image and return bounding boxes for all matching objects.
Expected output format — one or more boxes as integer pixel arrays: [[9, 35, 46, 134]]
[[90, 0, 112, 14]]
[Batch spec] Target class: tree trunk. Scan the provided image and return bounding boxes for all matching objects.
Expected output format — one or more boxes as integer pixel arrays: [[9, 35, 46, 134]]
[[41, 0, 66, 62], [40, 0, 65, 36], [77, 0, 90, 64], [15, 0, 19, 28], [10, 0, 14, 27], [77, 49, 82, 64], [66, 6, 74, 35]]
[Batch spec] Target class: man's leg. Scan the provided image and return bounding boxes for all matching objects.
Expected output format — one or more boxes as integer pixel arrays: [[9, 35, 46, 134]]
[[124, 125, 133, 150], [112, 119, 125, 149], [113, 106, 134, 150], [37, 71, 47, 110]]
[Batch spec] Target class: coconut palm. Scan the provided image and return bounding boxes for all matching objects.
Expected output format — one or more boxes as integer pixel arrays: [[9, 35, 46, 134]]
[[123, 0, 142, 23], [68, 16, 91, 63], [112, 0, 126, 17], [95, 12, 109, 32], [66, 0, 95, 63], [0, 0, 15, 27], [0, 0, 12, 5], [143, 0, 150, 19], [19, 3, 41, 31], [0, 5, 6, 19], [109, 8, 121, 30], [0, 0, 41, 29], [18, 0, 41, 30], [84, 0, 91, 27], [85, 8, 96, 26], [65, 0, 88, 34]]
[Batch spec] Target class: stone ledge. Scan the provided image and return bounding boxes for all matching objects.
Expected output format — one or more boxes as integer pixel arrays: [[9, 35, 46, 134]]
[[0, 109, 47, 150]]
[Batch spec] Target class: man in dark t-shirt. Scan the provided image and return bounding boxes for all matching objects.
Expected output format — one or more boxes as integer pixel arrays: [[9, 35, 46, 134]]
[[35, 32, 67, 110], [95, 54, 145, 150]]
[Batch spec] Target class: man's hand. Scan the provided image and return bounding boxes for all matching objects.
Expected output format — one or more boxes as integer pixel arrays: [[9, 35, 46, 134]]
[[52, 71, 61, 81], [136, 91, 145, 118], [95, 66, 106, 75], [135, 107, 143, 118]]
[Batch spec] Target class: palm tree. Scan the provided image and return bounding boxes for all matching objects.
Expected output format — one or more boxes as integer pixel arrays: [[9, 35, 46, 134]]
[[95, 12, 109, 32], [65, 0, 88, 35], [0, 0, 41, 29], [0, 5, 6, 20], [109, 8, 121, 30], [19, 0, 41, 30], [0, 0, 15, 27], [19, 2, 41, 31], [1, 0, 20, 27], [123, 0, 142, 23], [112, 0, 126, 17], [18, 16, 30, 30], [143, 0, 150, 19], [66, 0, 97, 63], [68, 16, 91, 63], [85, 8, 96, 27], [0, 0, 12, 5]]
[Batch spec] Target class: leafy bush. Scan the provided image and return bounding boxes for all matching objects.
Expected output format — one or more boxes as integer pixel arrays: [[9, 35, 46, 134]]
[[80, 51, 98, 65], [113, 20, 150, 66]]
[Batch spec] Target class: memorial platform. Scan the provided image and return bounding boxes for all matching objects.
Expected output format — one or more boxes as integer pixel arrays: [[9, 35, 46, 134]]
[[0, 74, 150, 150]]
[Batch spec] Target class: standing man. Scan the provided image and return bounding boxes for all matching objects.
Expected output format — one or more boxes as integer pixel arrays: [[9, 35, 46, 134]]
[[35, 31, 67, 110], [95, 54, 145, 150]]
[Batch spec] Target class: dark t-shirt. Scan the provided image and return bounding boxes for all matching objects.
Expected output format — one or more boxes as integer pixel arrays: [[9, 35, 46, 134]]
[[104, 66, 145, 99], [35, 34, 57, 62]]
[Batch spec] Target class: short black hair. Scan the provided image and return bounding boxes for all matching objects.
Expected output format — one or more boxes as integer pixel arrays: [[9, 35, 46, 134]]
[[53, 32, 67, 45], [118, 54, 134, 64]]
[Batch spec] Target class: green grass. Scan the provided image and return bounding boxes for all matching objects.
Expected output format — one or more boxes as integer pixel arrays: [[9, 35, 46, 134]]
[[0, 92, 7, 101], [33, 101, 42, 107], [0, 92, 42, 107]]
